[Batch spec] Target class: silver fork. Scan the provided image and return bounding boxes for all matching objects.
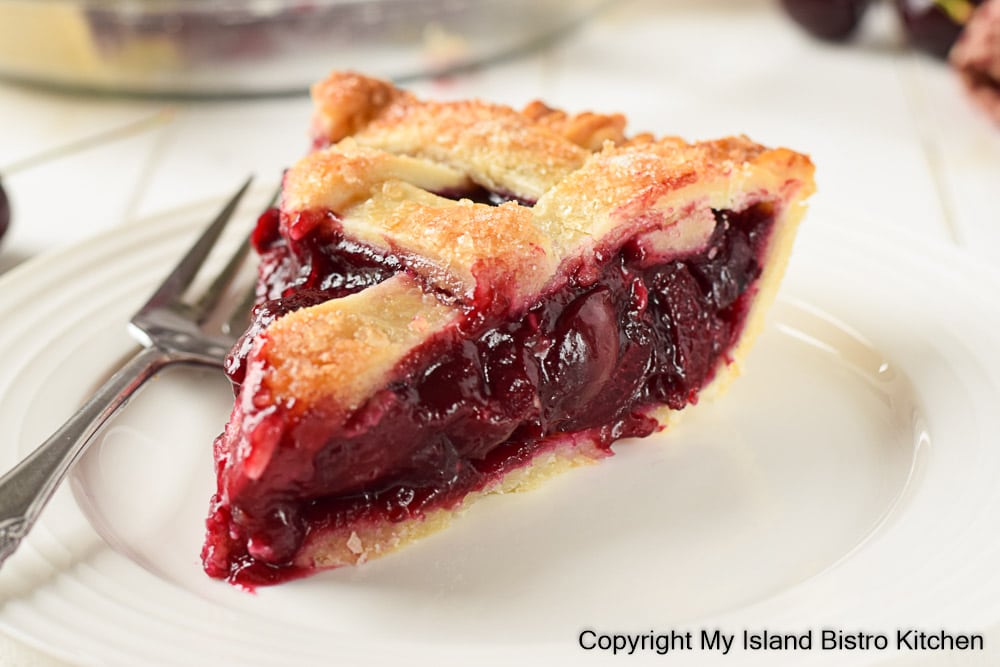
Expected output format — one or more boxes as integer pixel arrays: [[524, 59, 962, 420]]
[[0, 177, 262, 567]]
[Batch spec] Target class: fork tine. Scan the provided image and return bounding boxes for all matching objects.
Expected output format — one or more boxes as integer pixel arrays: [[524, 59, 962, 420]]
[[140, 176, 253, 312], [190, 237, 251, 324], [193, 183, 282, 327]]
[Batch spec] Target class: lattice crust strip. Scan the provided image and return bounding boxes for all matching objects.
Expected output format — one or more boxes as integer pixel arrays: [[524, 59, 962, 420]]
[[261, 71, 815, 414], [287, 73, 812, 309]]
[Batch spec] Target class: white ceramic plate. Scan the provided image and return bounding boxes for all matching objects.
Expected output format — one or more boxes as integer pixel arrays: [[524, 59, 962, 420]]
[[1, 195, 999, 666]]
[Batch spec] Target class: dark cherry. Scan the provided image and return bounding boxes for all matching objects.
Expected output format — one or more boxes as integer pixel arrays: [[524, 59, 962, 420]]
[[0, 178, 9, 246], [896, 0, 982, 59], [780, 0, 872, 41]]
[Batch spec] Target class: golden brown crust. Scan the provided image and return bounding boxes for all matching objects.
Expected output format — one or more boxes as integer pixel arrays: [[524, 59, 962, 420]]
[[310, 72, 590, 200], [310, 71, 411, 144], [282, 139, 469, 219], [352, 99, 589, 201], [533, 136, 813, 259], [253, 275, 456, 417], [294, 74, 814, 310], [342, 182, 556, 303], [520, 100, 628, 150]]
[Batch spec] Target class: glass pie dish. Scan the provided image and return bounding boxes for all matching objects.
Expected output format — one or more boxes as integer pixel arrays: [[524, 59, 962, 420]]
[[0, 0, 608, 98]]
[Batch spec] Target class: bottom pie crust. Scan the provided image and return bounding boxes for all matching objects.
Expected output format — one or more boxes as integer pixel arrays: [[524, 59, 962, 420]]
[[299, 435, 609, 571]]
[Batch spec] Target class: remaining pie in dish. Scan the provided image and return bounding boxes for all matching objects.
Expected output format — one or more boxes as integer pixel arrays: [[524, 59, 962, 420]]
[[202, 71, 816, 586]]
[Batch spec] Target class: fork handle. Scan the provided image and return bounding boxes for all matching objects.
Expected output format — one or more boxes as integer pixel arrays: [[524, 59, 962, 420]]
[[0, 346, 172, 566]]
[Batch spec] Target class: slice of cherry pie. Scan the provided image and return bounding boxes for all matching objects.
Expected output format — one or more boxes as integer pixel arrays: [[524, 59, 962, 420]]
[[202, 72, 815, 586]]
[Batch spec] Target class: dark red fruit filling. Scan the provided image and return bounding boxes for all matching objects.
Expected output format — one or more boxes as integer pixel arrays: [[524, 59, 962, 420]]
[[205, 202, 775, 585], [225, 207, 399, 388]]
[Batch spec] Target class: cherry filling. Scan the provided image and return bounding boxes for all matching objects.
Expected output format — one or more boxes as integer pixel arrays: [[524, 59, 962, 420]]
[[205, 202, 775, 585], [434, 184, 535, 207], [226, 207, 399, 388]]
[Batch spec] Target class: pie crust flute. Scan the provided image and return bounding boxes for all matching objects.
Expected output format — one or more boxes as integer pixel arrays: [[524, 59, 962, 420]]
[[202, 71, 816, 586]]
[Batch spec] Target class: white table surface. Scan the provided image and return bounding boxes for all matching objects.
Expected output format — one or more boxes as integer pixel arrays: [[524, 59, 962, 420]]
[[0, 0, 998, 665]]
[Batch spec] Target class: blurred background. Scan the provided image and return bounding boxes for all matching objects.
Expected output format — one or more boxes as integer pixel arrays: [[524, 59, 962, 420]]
[[0, 1, 999, 665], [0, 0, 997, 275]]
